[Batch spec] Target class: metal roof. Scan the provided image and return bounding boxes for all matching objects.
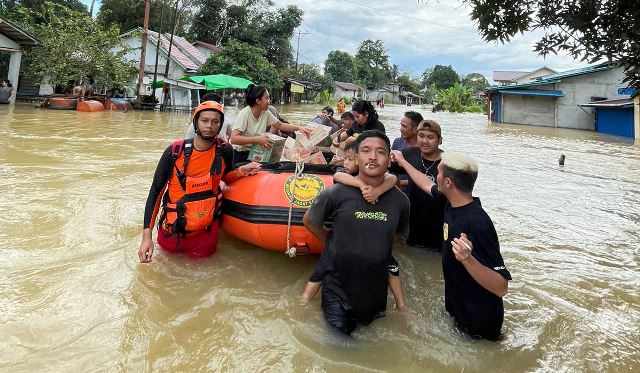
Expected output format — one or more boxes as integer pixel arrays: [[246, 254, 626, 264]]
[[335, 81, 359, 91], [156, 77, 205, 90], [486, 79, 561, 92], [148, 31, 200, 70], [535, 63, 616, 81], [193, 40, 219, 52], [499, 90, 564, 97], [492, 71, 529, 82], [0, 17, 39, 46], [579, 98, 633, 108], [171, 35, 207, 65]]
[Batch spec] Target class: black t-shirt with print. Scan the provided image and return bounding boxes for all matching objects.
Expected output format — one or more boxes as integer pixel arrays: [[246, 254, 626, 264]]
[[346, 120, 386, 136], [389, 147, 446, 249], [442, 199, 511, 340], [307, 183, 409, 324]]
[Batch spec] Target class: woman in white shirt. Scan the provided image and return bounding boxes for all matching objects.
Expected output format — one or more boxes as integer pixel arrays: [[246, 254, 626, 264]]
[[230, 84, 310, 164]]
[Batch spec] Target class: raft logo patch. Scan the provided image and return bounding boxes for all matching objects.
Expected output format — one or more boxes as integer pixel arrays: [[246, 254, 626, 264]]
[[284, 174, 325, 207]]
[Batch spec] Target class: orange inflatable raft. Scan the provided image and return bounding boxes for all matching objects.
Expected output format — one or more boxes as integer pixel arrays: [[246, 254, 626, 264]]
[[222, 162, 335, 255]]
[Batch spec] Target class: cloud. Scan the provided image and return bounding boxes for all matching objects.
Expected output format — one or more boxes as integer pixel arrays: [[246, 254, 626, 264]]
[[274, 0, 587, 82]]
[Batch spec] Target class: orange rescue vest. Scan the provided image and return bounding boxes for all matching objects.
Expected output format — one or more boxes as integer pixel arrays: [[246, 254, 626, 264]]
[[159, 138, 226, 236]]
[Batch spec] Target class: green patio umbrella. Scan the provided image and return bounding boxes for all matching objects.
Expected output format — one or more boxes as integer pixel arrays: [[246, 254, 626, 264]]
[[180, 74, 254, 90]]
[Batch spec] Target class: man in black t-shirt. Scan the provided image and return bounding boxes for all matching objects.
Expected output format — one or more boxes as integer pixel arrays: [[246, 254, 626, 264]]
[[303, 131, 410, 335], [390, 120, 446, 251], [436, 152, 511, 340]]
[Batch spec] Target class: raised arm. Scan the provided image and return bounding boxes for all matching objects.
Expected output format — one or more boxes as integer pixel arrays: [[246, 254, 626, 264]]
[[273, 121, 311, 136], [390, 150, 435, 196]]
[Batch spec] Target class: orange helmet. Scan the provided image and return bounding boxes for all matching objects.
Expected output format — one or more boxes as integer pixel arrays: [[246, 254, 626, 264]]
[[192, 100, 224, 135]]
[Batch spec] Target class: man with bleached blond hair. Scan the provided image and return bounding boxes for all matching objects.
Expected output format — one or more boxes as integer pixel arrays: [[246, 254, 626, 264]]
[[436, 152, 511, 340]]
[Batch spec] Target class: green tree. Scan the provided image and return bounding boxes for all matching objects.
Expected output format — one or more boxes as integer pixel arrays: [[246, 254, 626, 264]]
[[1, 0, 86, 15], [422, 83, 438, 104], [465, 0, 640, 95], [200, 40, 280, 88], [461, 72, 489, 93], [420, 66, 432, 88], [97, 0, 189, 36], [188, 1, 302, 70], [17, 2, 136, 89], [355, 39, 391, 89], [425, 64, 460, 90], [324, 50, 357, 83], [396, 72, 421, 94], [437, 82, 484, 113], [257, 5, 302, 69]]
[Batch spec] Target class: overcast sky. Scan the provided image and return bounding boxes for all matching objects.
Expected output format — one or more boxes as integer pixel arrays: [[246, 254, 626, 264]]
[[85, 0, 589, 83], [274, 0, 589, 82]]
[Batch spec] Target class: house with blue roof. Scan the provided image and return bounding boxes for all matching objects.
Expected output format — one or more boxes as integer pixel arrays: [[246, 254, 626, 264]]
[[486, 63, 639, 139]]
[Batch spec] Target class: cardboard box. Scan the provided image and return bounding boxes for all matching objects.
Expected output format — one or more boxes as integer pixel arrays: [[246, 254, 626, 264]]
[[248, 133, 286, 162], [294, 122, 332, 148], [280, 147, 314, 162], [305, 151, 327, 165]]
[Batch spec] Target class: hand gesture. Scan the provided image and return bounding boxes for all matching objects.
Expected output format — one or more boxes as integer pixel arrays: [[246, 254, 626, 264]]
[[138, 238, 154, 263], [390, 150, 405, 166], [241, 162, 262, 176], [451, 233, 473, 263], [299, 126, 312, 138], [256, 134, 274, 149]]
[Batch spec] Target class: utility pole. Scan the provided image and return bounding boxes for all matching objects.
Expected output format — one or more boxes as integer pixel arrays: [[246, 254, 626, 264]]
[[151, 5, 165, 104], [294, 29, 308, 75], [136, 0, 151, 107], [162, 0, 180, 109]]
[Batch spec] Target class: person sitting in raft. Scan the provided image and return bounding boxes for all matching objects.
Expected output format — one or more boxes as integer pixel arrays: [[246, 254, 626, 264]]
[[311, 106, 341, 134], [302, 141, 406, 311], [332, 100, 385, 147], [230, 84, 311, 164], [139, 101, 262, 262]]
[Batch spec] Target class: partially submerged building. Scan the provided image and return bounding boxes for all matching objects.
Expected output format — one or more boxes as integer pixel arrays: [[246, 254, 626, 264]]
[[486, 63, 639, 139], [0, 17, 39, 94], [119, 29, 208, 109]]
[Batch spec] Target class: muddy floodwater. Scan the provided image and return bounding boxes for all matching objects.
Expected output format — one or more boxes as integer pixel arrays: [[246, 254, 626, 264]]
[[1, 102, 639, 372]]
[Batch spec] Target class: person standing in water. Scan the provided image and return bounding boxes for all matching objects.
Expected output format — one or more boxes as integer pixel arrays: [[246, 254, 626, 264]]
[[139, 101, 261, 262], [303, 131, 409, 335]]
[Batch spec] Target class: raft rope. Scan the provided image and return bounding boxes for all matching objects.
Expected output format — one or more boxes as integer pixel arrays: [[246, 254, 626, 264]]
[[285, 159, 306, 257]]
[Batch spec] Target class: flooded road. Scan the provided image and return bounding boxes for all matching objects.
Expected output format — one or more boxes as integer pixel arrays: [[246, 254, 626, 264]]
[[1, 102, 639, 371]]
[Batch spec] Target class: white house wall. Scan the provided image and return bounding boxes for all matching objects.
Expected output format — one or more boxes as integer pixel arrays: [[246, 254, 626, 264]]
[[514, 68, 556, 84], [0, 32, 20, 50], [194, 45, 212, 61], [555, 68, 627, 130]]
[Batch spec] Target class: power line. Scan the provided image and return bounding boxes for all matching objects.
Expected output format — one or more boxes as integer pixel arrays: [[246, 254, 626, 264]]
[[294, 29, 309, 73]]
